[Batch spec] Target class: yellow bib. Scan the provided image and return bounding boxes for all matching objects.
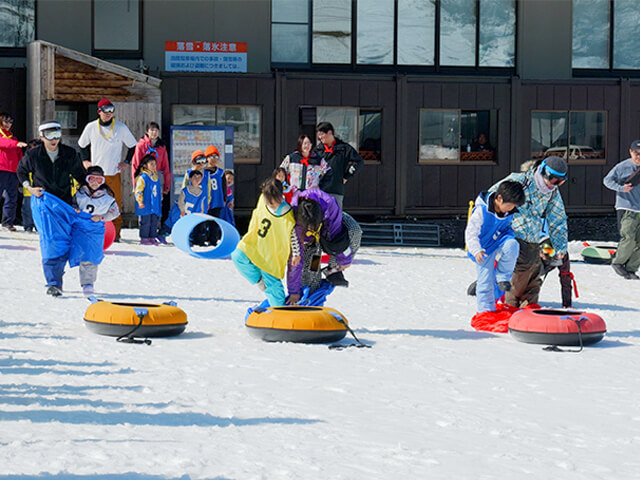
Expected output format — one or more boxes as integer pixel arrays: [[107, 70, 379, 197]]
[[238, 195, 295, 279]]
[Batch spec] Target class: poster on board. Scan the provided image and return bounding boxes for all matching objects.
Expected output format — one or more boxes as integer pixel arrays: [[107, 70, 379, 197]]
[[170, 125, 234, 194]]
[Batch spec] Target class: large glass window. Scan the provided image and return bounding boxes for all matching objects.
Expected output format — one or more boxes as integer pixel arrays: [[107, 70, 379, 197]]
[[172, 105, 262, 164], [397, 0, 436, 65], [613, 0, 640, 70], [93, 0, 141, 55], [572, 0, 609, 69], [0, 0, 35, 48], [272, 0, 515, 69], [271, 0, 309, 64], [419, 109, 498, 163], [312, 0, 352, 64], [316, 107, 382, 162], [531, 111, 606, 163], [573, 0, 640, 71], [479, 0, 515, 67], [440, 0, 476, 66], [357, 0, 394, 65]]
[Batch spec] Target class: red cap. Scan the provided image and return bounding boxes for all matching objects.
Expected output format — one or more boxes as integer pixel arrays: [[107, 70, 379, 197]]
[[97, 98, 113, 109], [205, 145, 220, 157]]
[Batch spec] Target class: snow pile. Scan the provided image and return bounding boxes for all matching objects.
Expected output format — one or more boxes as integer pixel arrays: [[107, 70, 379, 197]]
[[0, 229, 638, 479]]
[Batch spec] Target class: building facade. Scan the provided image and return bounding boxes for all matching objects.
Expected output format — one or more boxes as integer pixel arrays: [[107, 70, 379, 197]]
[[1, 0, 640, 219]]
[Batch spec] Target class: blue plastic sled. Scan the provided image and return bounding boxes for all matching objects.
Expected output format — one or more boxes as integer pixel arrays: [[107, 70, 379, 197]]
[[171, 213, 240, 259]]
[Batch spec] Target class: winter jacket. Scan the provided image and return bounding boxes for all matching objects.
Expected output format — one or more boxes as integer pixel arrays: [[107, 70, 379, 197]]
[[291, 188, 353, 266], [74, 185, 120, 222], [131, 135, 172, 194], [603, 158, 640, 212], [315, 138, 363, 195], [0, 128, 23, 172], [280, 150, 330, 192], [465, 191, 516, 258], [17, 143, 86, 205], [490, 165, 568, 255]]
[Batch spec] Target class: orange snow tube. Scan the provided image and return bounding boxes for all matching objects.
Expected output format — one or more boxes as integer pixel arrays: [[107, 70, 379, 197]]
[[509, 309, 606, 346], [84, 301, 187, 338], [245, 306, 348, 343]]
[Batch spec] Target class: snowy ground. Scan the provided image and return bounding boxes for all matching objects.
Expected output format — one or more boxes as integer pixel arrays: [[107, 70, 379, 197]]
[[1, 228, 639, 480]]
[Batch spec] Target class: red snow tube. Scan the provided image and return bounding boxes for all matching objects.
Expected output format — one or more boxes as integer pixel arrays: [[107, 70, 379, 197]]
[[509, 309, 606, 346]]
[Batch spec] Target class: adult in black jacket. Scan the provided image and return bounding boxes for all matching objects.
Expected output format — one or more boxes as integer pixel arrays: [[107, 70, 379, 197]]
[[315, 122, 363, 209], [17, 122, 86, 206], [17, 121, 86, 297]]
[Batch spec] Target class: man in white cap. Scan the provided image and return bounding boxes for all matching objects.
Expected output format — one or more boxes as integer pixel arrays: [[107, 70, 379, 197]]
[[78, 98, 137, 241], [17, 120, 86, 296], [603, 139, 640, 279]]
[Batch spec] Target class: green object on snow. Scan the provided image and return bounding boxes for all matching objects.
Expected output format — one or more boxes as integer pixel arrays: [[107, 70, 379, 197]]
[[581, 246, 616, 265]]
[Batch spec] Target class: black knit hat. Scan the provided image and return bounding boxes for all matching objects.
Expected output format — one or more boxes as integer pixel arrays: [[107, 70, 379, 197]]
[[541, 156, 568, 180]]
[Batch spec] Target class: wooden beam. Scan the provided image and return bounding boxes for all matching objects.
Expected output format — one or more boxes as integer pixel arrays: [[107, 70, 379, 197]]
[[55, 86, 129, 96], [55, 79, 135, 88], [54, 94, 144, 102]]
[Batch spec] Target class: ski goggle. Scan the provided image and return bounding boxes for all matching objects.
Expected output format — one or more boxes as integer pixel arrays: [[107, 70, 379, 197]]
[[99, 106, 115, 113], [193, 156, 207, 164], [541, 159, 567, 185], [86, 174, 105, 186], [541, 242, 555, 257], [42, 129, 62, 140], [2, 116, 14, 124]]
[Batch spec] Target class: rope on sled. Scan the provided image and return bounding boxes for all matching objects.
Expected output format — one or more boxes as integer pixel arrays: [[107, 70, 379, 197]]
[[542, 315, 586, 353], [116, 308, 152, 345]]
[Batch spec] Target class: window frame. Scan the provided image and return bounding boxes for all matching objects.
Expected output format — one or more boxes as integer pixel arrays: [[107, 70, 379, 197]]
[[270, 0, 516, 74], [315, 105, 383, 165], [171, 104, 263, 165], [0, 0, 36, 57], [91, 0, 143, 59], [572, 0, 640, 76], [530, 109, 608, 165], [418, 108, 499, 165]]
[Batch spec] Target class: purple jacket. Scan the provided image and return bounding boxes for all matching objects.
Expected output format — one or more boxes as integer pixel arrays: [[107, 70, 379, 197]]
[[287, 189, 353, 295]]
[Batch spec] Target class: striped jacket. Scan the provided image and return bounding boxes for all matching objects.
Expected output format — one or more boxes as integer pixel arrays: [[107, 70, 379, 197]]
[[490, 166, 568, 254]]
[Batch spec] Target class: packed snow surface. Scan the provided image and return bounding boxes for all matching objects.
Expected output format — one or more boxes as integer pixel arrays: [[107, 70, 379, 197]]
[[1, 229, 638, 479]]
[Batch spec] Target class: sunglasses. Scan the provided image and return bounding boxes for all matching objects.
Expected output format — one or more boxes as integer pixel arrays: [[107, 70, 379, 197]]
[[86, 174, 105, 186], [43, 129, 62, 140], [99, 106, 115, 113], [3, 117, 14, 124]]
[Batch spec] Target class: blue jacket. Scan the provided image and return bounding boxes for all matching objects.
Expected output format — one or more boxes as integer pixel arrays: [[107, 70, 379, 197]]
[[465, 191, 516, 260], [135, 171, 162, 216], [31, 192, 105, 266], [206, 167, 226, 209]]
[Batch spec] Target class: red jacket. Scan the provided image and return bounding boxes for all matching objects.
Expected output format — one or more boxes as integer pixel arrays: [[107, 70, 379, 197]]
[[131, 135, 172, 194], [0, 128, 23, 173]]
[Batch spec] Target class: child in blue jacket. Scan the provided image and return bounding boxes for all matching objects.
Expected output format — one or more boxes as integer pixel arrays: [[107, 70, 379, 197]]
[[465, 180, 525, 313]]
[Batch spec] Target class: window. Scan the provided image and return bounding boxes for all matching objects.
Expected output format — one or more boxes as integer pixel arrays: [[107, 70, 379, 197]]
[[0, 0, 35, 50], [271, 0, 309, 64], [92, 0, 142, 58], [530, 111, 606, 163], [419, 109, 497, 163], [357, 0, 394, 65], [172, 105, 262, 164], [312, 0, 352, 64], [314, 107, 382, 163], [397, 0, 436, 65], [271, 0, 515, 69], [573, 0, 640, 71]]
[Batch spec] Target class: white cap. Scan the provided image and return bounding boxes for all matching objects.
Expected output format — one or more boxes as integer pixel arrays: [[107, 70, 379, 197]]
[[38, 121, 61, 132]]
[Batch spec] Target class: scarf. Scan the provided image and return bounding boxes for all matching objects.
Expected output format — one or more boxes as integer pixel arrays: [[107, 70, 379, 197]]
[[534, 167, 556, 195]]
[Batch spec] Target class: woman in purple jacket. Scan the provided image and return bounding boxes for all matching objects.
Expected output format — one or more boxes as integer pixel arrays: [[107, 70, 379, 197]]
[[289, 188, 361, 293]]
